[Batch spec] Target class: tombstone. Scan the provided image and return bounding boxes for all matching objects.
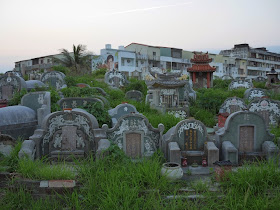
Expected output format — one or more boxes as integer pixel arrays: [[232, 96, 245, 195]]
[[125, 90, 143, 102], [57, 97, 104, 109], [220, 97, 247, 115], [102, 113, 164, 159], [108, 103, 138, 126], [221, 75, 233, 80], [215, 111, 278, 165], [249, 98, 280, 127], [0, 106, 37, 139], [162, 119, 219, 166], [244, 88, 267, 101], [0, 134, 16, 156], [92, 95, 110, 107], [253, 76, 266, 82], [91, 87, 107, 96], [104, 71, 128, 89], [26, 80, 46, 91], [76, 83, 90, 88], [26, 109, 99, 159], [41, 71, 66, 90], [228, 79, 253, 90], [0, 74, 27, 100], [5, 71, 23, 78], [21, 91, 51, 127]]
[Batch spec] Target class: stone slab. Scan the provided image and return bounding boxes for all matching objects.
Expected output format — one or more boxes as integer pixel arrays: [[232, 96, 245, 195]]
[[40, 181, 49, 188], [48, 180, 76, 188]]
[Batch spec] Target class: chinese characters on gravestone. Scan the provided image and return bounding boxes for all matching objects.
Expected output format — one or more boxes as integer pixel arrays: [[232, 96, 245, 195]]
[[184, 129, 197, 150]]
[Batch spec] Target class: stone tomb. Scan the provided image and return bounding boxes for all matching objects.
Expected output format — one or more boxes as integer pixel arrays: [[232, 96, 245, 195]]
[[249, 98, 280, 126], [0, 134, 16, 156], [125, 90, 143, 102], [162, 119, 219, 166], [215, 111, 278, 165], [104, 71, 128, 88], [102, 113, 164, 159], [26, 80, 46, 91], [244, 88, 267, 101], [228, 79, 253, 90], [0, 74, 27, 100], [25, 109, 99, 159], [108, 103, 138, 126], [253, 76, 266, 82], [220, 97, 247, 115], [57, 97, 104, 109], [41, 71, 66, 90]]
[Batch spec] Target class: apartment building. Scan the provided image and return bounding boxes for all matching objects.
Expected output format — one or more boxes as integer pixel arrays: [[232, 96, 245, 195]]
[[220, 44, 280, 79]]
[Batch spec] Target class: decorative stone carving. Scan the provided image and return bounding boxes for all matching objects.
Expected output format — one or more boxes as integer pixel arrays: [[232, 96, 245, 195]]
[[228, 79, 253, 90], [108, 103, 138, 126], [57, 97, 104, 109], [104, 71, 128, 88], [0, 75, 27, 100], [41, 71, 66, 90], [244, 88, 267, 101], [220, 97, 247, 115], [102, 113, 164, 159], [125, 90, 143, 102]]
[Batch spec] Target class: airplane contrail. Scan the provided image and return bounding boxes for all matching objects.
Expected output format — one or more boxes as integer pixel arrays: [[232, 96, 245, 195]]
[[104, 2, 192, 16]]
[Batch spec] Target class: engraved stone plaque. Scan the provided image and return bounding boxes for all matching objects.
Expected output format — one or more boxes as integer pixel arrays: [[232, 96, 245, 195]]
[[126, 133, 141, 158], [2, 85, 13, 100], [184, 129, 198, 151], [61, 126, 77, 151], [229, 105, 240, 114], [239, 126, 254, 152]]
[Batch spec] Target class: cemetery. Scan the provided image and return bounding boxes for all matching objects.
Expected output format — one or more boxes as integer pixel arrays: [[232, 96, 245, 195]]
[[1, 67, 280, 209]]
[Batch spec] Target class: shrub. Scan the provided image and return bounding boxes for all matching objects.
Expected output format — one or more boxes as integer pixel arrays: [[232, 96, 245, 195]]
[[8, 89, 28, 106], [64, 76, 77, 87], [213, 79, 232, 89], [190, 106, 216, 127], [125, 78, 148, 97]]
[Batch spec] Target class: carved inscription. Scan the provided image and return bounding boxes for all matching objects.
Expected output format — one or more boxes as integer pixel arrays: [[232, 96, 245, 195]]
[[126, 133, 141, 158], [61, 126, 77, 151], [184, 129, 197, 151], [239, 126, 254, 152], [2, 85, 13, 100]]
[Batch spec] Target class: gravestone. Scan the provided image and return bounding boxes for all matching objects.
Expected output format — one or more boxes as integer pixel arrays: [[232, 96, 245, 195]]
[[0, 134, 16, 156], [21, 91, 51, 127], [27, 109, 99, 159], [108, 103, 138, 126], [249, 98, 280, 126], [215, 111, 277, 164], [125, 90, 143, 102], [0, 74, 27, 100], [0, 106, 37, 139], [221, 75, 233, 80], [104, 71, 128, 88], [5, 71, 23, 78], [102, 113, 164, 159], [228, 79, 253, 90], [57, 97, 104, 109], [91, 87, 107, 96], [253, 76, 266, 82], [220, 97, 247, 115], [26, 80, 46, 91], [244, 88, 267, 101], [162, 119, 219, 166], [41, 71, 66, 90]]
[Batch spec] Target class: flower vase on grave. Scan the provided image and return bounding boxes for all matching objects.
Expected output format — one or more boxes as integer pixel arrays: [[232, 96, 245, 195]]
[[202, 157, 207, 167], [181, 157, 187, 167]]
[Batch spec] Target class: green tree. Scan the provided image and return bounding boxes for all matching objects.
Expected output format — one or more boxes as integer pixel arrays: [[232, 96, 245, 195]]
[[53, 44, 92, 75]]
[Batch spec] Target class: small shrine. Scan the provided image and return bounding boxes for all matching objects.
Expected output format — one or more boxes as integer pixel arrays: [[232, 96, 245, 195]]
[[187, 52, 216, 88]]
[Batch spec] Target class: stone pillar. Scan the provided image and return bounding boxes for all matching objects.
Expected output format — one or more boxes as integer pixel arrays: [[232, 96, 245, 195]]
[[192, 72, 196, 84], [207, 72, 210, 88]]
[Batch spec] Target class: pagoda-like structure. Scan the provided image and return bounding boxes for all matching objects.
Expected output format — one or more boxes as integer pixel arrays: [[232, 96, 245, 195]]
[[187, 52, 216, 88]]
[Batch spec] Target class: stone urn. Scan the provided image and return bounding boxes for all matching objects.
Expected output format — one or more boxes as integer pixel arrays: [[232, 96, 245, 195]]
[[161, 162, 183, 180]]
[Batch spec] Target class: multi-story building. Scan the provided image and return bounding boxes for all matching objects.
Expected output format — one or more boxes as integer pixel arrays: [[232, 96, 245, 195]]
[[220, 44, 280, 79]]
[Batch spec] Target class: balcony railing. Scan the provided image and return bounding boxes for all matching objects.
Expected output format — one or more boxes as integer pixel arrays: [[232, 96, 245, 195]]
[[148, 55, 160, 61], [22, 63, 53, 71]]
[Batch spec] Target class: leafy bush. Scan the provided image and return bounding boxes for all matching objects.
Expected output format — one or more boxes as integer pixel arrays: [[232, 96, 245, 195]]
[[8, 89, 28, 106], [52, 65, 69, 75], [64, 76, 77, 87], [190, 106, 216, 127], [213, 79, 232, 89], [253, 81, 267, 89], [125, 78, 148, 97], [61, 86, 100, 98], [92, 68, 107, 79]]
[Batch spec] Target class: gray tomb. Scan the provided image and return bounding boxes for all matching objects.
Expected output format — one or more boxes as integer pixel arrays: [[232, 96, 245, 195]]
[[26, 109, 99, 159], [125, 90, 143, 102], [104, 71, 128, 89], [249, 98, 280, 127], [220, 97, 247, 115], [41, 71, 66, 90], [215, 111, 278, 165], [0, 134, 16, 156], [244, 88, 267, 101], [108, 103, 138, 126], [102, 113, 164, 159], [253, 76, 266, 82], [57, 97, 104, 109], [162, 119, 219, 166], [26, 80, 46, 91], [228, 79, 253, 90], [0, 74, 27, 100]]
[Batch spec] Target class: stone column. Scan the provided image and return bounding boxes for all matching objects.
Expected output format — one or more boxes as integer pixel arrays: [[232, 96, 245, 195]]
[[207, 72, 210, 88], [192, 72, 196, 84]]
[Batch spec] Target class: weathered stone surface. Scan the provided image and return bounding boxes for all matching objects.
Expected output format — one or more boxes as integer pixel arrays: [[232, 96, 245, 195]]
[[262, 141, 279, 161], [228, 79, 253, 90], [0, 74, 27, 100], [41, 71, 66, 90], [108, 103, 138, 126], [96, 139, 111, 159], [125, 90, 143, 102], [222, 141, 238, 165], [244, 88, 267, 101], [168, 142, 181, 165], [204, 142, 219, 167], [102, 113, 164, 159], [0, 134, 16, 156], [48, 180, 75, 188], [26, 80, 46, 91], [220, 97, 247, 115], [104, 71, 128, 88], [18, 140, 36, 160], [57, 97, 104, 109]]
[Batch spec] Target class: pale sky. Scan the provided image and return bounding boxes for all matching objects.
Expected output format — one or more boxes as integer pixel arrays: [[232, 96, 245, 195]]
[[1, 0, 280, 73]]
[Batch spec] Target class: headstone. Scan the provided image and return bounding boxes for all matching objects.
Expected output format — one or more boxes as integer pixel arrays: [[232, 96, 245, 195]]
[[215, 111, 277, 164], [220, 97, 247, 115], [28, 109, 99, 159], [108, 103, 138, 126], [0, 134, 16, 156], [5, 71, 23, 78], [102, 113, 164, 159], [104, 71, 128, 88], [221, 75, 233, 80], [228, 79, 253, 90], [244, 88, 267, 101], [41, 71, 66, 90], [26, 80, 46, 91], [57, 97, 104, 109], [249, 98, 280, 126], [0, 74, 27, 100], [253, 76, 266, 82], [125, 90, 143, 102]]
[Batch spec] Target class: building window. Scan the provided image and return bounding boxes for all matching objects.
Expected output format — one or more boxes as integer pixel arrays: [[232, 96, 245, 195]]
[[153, 52, 156, 56]]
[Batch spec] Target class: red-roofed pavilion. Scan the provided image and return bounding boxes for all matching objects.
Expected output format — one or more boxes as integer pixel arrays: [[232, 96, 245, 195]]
[[187, 53, 216, 88]]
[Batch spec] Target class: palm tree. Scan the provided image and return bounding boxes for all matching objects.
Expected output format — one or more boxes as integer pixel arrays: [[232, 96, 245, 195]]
[[53, 44, 92, 75]]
